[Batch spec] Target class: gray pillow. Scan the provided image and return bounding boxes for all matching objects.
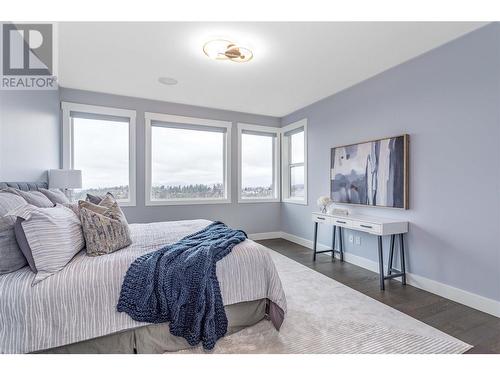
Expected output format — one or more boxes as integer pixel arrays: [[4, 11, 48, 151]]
[[85, 193, 103, 205], [79, 194, 131, 256], [86, 192, 114, 205], [0, 192, 28, 274], [14, 218, 37, 272], [6, 204, 85, 284], [3, 187, 54, 208], [39, 188, 70, 205]]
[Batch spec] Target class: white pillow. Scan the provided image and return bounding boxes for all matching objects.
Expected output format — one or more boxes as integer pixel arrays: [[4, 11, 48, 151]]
[[6, 204, 85, 285]]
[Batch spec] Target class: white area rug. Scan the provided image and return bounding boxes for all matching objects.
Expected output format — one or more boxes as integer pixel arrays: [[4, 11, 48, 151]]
[[181, 250, 472, 354]]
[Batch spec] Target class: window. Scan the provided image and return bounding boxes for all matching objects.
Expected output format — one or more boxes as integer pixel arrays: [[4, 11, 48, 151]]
[[282, 119, 307, 204], [145, 112, 231, 205], [237, 124, 280, 202], [61, 102, 136, 205]]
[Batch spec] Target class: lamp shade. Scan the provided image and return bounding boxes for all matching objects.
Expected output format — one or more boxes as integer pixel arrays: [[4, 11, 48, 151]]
[[48, 169, 82, 189]]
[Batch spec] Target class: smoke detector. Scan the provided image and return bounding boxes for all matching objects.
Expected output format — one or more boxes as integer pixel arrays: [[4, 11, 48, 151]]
[[158, 77, 178, 85]]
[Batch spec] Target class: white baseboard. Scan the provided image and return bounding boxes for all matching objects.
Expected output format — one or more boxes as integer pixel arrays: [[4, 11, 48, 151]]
[[248, 231, 283, 241], [251, 231, 500, 318], [405, 273, 500, 319], [280, 232, 312, 248]]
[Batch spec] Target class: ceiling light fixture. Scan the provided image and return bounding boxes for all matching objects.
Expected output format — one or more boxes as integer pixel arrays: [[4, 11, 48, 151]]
[[203, 39, 253, 63], [158, 77, 178, 85]]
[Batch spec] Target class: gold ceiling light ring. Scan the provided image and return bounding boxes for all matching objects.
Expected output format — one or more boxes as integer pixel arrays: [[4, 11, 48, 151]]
[[203, 40, 253, 63]]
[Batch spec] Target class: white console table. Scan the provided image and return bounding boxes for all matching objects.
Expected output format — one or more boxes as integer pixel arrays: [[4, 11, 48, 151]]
[[311, 212, 409, 290]]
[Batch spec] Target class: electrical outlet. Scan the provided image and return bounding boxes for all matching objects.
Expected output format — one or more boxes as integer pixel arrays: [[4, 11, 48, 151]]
[[348, 234, 354, 243], [355, 236, 361, 245]]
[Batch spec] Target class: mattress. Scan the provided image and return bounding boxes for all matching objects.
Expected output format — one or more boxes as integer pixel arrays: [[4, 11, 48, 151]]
[[0, 219, 287, 353]]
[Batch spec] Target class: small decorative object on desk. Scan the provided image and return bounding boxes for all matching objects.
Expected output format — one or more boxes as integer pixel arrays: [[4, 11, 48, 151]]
[[317, 196, 331, 214], [329, 207, 349, 216]]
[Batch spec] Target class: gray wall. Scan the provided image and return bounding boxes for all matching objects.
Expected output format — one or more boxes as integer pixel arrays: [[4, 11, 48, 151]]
[[281, 23, 500, 302], [59, 88, 282, 234], [0, 90, 60, 181]]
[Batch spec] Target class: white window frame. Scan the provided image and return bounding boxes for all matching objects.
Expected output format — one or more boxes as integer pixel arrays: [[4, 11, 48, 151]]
[[145, 112, 232, 206], [237, 123, 280, 203], [281, 119, 308, 205], [61, 102, 137, 206]]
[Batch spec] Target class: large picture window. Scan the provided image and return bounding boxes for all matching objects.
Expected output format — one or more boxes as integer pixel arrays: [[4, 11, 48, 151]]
[[61, 102, 136, 205], [238, 124, 280, 202], [282, 119, 307, 204], [145, 113, 231, 205]]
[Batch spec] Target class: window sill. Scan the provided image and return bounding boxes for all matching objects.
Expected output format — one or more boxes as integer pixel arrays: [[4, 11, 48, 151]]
[[282, 198, 308, 206], [145, 198, 231, 206], [118, 200, 136, 207], [238, 198, 280, 204]]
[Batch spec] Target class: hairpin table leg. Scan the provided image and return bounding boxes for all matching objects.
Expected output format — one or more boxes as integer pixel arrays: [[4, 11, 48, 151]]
[[378, 236, 385, 290], [339, 227, 344, 262], [331, 225, 336, 262], [388, 234, 395, 275], [312, 222, 318, 261], [399, 234, 406, 285]]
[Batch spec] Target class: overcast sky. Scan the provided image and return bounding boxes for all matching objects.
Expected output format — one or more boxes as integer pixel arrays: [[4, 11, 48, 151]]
[[241, 133, 273, 188], [73, 118, 275, 189], [73, 118, 129, 189]]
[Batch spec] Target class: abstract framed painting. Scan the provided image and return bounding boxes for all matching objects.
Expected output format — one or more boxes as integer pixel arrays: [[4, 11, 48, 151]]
[[330, 134, 409, 209]]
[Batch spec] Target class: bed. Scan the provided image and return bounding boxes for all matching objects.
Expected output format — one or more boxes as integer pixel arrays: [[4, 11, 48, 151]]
[[0, 182, 287, 354]]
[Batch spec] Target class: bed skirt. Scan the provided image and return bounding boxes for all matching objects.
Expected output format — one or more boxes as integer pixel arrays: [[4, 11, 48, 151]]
[[37, 299, 275, 354]]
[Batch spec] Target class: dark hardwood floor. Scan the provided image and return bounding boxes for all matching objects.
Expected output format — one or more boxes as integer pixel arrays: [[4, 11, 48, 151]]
[[257, 238, 500, 354]]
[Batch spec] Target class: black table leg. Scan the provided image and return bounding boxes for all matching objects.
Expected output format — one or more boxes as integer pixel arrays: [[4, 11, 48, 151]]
[[339, 227, 344, 262], [312, 222, 318, 261], [399, 234, 406, 285], [388, 234, 395, 275], [378, 236, 385, 290], [331, 225, 336, 262]]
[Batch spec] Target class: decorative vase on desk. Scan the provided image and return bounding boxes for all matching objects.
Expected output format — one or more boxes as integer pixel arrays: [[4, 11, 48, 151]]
[[317, 196, 331, 214]]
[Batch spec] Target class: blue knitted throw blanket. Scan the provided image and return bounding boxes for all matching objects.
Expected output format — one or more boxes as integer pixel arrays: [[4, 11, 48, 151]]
[[117, 221, 247, 350]]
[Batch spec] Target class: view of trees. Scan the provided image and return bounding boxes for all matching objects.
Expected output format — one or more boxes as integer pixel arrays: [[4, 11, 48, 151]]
[[152, 183, 224, 199], [241, 186, 274, 198], [74, 184, 277, 201], [73, 186, 129, 201], [291, 183, 305, 198]]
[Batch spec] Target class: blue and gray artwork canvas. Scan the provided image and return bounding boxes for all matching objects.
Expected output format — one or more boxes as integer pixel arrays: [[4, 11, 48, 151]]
[[330, 135, 406, 208]]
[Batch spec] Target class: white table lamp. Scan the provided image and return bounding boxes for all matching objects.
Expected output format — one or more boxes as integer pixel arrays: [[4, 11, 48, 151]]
[[48, 169, 82, 200]]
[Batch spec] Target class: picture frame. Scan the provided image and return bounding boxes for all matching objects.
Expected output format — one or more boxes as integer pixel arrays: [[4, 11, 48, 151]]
[[330, 134, 409, 209]]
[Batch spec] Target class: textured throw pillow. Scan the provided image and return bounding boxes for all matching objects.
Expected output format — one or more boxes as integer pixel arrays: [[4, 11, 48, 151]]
[[79, 194, 131, 256], [5, 204, 85, 284], [39, 188, 70, 205], [0, 192, 28, 274], [2, 187, 54, 208], [85, 192, 114, 205], [85, 193, 104, 205]]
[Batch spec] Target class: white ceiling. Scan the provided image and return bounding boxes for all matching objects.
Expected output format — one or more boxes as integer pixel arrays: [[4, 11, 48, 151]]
[[58, 22, 486, 117]]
